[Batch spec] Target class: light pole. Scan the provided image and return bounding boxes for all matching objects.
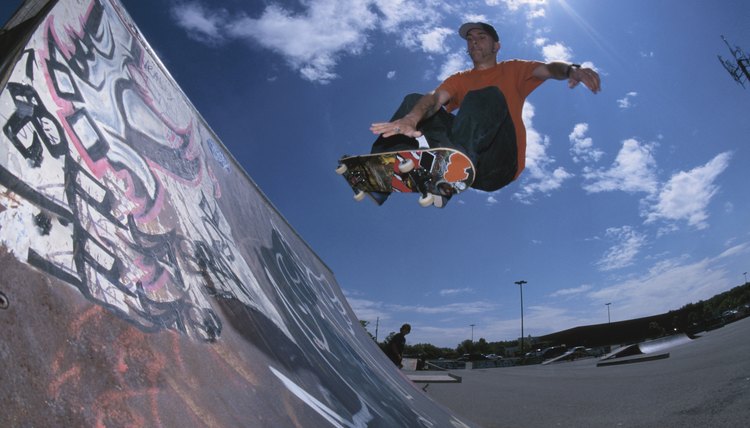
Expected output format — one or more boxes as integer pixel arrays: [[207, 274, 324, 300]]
[[605, 302, 611, 324], [470, 324, 475, 342], [744, 272, 747, 284], [515, 280, 527, 354]]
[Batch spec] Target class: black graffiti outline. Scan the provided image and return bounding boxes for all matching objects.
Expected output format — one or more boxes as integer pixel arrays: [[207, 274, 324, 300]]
[[0, 0, 236, 342]]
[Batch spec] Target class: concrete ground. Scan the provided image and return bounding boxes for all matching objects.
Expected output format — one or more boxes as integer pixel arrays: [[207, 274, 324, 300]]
[[419, 316, 750, 427]]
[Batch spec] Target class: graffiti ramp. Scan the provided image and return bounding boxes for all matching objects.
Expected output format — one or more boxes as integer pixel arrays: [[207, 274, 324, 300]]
[[0, 0, 474, 426]]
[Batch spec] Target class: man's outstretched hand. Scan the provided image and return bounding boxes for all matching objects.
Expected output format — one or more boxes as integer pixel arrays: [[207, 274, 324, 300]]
[[370, 117, 421, 138], [569, 66, 601, 93]]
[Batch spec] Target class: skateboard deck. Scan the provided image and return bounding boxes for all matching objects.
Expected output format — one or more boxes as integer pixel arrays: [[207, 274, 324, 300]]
[[336, 148, 475, 207]]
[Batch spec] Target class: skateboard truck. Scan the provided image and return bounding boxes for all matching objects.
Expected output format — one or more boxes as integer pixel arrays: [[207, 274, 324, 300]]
[[407, 167, 435, 207]]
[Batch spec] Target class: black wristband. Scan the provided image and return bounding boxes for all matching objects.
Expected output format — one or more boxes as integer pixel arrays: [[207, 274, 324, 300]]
[[566, 63, 581, 78]]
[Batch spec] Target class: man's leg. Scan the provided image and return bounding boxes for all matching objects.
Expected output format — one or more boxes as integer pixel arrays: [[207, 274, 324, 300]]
[[372, 92, 458, 152], [419, 107, 456, 150], [451, 87, 517, 191]]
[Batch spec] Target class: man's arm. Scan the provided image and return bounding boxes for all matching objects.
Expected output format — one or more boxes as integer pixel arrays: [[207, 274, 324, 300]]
[[533, 61, 601, 93], [370, 89, 452, 138]]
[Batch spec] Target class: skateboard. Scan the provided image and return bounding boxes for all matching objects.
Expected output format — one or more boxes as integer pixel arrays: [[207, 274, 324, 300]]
[[336, 148, 475, 208]]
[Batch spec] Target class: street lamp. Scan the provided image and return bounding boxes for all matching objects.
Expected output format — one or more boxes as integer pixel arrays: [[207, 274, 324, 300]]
[[605, 302, 612, 324], [470, 324, 475, 342], [515, 280, 527, 354], [744, 272, 747, 284]]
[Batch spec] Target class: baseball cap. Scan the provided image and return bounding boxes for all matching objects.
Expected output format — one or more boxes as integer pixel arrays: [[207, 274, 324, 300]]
[[459, 22, 499, 42]]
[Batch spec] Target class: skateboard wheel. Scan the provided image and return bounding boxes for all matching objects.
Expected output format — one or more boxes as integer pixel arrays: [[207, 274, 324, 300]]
[[418, 194, 434, 207], [398, 159, 415, 173], [335, 164, 348, 175], [354, 190, 366, 202]]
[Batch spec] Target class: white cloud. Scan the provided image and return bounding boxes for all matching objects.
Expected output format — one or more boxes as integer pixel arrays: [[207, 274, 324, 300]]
[[512, 102, 573, 203], [345, 295, 389, 324], [168, 0, 460, 83], [491, 0, 543, 10], [373, 0, 435, 33], [588, 243, 748, 320], [583, 142, 730, 230], [540, 42, 573, 62], [223, 1, 380, 83], [569, 122, 603, 163], [437, 52, 470, 81], [345, 292, 496, 330], [170, 2, 228, 44], [391, 301, 496, 315], [412, 27, 451, 54], [462, 13, 488, 23], [526, 8, 546, 20], [492, 0, 548, 22], [550, 284, 592, 298], [597, 226, 647, 271], [522, 305, 584, 337], [617, 91, 638, 109], [439, 287, 474, 296], [583, 138, 659, 194], [386, 70, 396, 79], [644, 152, 732, 230]]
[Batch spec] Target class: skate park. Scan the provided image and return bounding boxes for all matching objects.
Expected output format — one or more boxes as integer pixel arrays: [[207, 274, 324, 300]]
[[1, 1, 749, 427], [414, 316, 750, 427]]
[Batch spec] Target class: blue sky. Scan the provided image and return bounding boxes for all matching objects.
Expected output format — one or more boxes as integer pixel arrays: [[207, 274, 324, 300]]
[[2, 0, 749, 348]]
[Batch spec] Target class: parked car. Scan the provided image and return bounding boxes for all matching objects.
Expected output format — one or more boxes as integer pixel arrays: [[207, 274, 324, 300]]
[[525, 349, 543, 358], [722, 309, 739, 322]]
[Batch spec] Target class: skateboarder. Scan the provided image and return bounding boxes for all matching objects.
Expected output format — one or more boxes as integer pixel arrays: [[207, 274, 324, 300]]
[[385, 323, 411, 368], [370, 21, 601, 194]]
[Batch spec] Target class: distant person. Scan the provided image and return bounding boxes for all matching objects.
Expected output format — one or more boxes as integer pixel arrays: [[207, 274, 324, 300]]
[[416, 354, 426, 370], [369, 22, 601, 204], [385, 323, 411, 368]]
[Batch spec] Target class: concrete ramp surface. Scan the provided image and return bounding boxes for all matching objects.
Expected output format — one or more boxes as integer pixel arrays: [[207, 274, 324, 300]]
[[0, 1, 472, 426], [637, 333, 692, 354], [600, 333, 693, 361]]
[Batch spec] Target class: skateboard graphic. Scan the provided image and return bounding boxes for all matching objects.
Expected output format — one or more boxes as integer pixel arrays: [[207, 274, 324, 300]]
[[336, 148, 475, 208]]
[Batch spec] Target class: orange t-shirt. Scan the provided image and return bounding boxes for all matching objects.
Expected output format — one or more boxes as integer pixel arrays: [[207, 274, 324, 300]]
[[437, 60, 544, 179]]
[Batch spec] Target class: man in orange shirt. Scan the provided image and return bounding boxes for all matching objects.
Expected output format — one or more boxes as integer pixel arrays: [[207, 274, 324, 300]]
[[370, 22, 601, 195]]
